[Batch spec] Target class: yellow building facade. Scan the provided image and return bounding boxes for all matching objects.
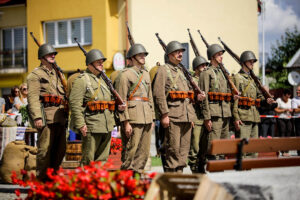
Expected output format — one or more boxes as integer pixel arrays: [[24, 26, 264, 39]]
[[0, 0, 259, 96]]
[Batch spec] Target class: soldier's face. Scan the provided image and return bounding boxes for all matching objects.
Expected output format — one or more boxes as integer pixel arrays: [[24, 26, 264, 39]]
[[198, 64, 207, 72], [134, 53, 146, 65], [92, 59, 104, 71], [169, 50, 183, 63], [213, 52, 223, 64], [245, 60, 255, 70], [44, 53, 56, 64]]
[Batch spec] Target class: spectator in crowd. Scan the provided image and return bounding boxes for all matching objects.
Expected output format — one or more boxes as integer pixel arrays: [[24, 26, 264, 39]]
[[4, 86, 19, 113], [258, 86, 278, 137], [275, 89, 292, 156], [292, 85, 300, 137], [12, 83, 28, 112], [11, 83, 28, 125], [0, 97, 5, 113]]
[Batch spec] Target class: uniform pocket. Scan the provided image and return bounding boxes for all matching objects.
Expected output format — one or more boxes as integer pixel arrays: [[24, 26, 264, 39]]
[[127, 101, 137, 120]]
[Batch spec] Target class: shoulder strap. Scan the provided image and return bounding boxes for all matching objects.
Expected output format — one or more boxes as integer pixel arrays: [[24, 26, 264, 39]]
[[239, 74, 254, 96], [165, 65, 181, 97], [83, 73, 97, 100]]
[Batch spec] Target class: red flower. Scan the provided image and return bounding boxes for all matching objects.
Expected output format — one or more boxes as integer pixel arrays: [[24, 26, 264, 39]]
[[15, 189, 20, 197]]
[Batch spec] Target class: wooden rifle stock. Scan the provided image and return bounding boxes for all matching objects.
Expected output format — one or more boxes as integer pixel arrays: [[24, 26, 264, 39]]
[[197, 31, 239, 95], [218, 37, 272, 99], [155, 33, 204, 96], [30, 32, 68, 98], [187, 29, 200, 57], [74, 38, 125, 105], [126, 21, 135, 46]]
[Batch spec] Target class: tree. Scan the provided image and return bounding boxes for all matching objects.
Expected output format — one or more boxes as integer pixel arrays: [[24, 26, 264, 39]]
[[265, 26, 300, 89]]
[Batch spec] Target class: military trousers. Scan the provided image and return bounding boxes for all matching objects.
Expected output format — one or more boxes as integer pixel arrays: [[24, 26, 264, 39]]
[[164, 121, 192, 171], [239, 122, 258, 158], [80, 132, 111, 166], [37, 123, 66, 181], [121, 123, 152, 172], [188, 120, 208, 172], [207, 117, 229, 160]]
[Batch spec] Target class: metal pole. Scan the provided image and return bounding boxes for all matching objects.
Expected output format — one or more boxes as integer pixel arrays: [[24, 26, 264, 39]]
[[262, 0, 266, 85]]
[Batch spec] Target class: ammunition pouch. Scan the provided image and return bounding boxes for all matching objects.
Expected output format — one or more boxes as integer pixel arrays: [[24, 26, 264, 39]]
[[40, 94, 66, 108], [168, 91, 194, 101], [208, 92, 232, 102], [238, 97, 261, 109], [86, 101, 115, 112]]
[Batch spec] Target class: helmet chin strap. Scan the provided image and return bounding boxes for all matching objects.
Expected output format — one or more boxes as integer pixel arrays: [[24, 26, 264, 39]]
[[132, 56, 143, 66]]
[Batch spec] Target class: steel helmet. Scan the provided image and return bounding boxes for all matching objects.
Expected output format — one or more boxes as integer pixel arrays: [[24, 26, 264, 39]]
[[207, 44, 225, 60], [38, 43, 57, 59], [192, 56, 209, 70], [166, 41, 185, 55], [126, 43, 148, 59], [240, 51, 257, 64], [86, 49, 107, 66]]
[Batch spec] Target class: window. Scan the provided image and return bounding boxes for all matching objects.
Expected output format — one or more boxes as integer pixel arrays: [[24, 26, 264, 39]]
[[181, 43, 189, 70], [1, 27, 27, 69], [44, 17, 92, 48]]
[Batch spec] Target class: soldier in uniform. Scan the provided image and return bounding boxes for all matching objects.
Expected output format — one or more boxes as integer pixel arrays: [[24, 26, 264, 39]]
[[27, 44, 67, 180], [116, 44, 155, 172], [188, 56, 209, 173], [233, 51, 274, 147], [69, 49, 123, 166], [153, 41, 196, 173], [199, 44, 232, 159]]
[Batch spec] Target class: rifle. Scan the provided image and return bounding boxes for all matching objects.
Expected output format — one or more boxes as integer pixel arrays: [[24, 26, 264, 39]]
[[74, 38, 125, 105], [197, 31, 239, 95], [187, 29, 200, 57], [155, 33, 204, 97], [30, 32, 68, 97], [218, 37, 272, 99], [126, 21, 135, 46]]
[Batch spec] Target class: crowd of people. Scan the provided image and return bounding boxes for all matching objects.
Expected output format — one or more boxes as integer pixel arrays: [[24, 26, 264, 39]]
[[0, 84, 28, 125]]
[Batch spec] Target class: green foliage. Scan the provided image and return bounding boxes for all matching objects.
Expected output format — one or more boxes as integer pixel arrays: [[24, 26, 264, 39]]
[[19, 105, 29, 124], [266, 26, 300, 89]]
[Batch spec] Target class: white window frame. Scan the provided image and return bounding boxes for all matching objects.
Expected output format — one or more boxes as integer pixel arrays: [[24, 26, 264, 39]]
[[43, 17, 92, 48], [0, 26, 27, 69]]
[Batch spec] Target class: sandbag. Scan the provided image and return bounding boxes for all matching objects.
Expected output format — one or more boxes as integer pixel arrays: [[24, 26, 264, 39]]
[[0, 141, 37, 183], [0, 114, 17, 127]]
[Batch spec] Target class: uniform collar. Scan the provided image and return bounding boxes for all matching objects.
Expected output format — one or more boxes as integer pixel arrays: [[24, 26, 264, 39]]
[[239, 69, 251, 77], [40, 64, 55, 75], [86, 68, 101, 79], [167, 62, 180, 72], [132, 65, 145, 74]]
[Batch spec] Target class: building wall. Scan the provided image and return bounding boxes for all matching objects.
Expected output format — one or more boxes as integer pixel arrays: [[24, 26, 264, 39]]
[[128, 0, 259, 74], [0, 5, 27, 95], [26, 0, 119, 74]]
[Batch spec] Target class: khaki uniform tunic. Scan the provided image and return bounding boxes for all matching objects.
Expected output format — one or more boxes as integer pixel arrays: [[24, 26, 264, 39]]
[[233, 69, 264, 140], [69, 69, 115, 166], [153, 63, 196, 171], [27, 64, 67, 180], [199, 64, 232, 156], [117, 66, 154, 172]]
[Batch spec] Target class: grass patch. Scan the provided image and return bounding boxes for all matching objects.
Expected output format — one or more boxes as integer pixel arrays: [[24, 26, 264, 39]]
[[151, 156, 162, 166]]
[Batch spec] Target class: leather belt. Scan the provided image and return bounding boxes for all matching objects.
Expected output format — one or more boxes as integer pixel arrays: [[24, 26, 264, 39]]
[[128, 97, 149, 102]]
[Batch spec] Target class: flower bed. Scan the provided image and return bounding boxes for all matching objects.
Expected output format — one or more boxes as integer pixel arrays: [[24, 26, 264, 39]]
[[11, 161, 156, 200], [110, 138, 122, 155]]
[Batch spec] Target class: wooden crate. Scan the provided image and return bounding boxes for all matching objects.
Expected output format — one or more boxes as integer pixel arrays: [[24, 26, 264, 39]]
[[145, 173, 233, 200]]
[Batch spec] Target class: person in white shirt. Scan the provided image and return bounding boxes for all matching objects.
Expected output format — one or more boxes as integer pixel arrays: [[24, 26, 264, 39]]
[[11, 83, 28, 125], [275, 89, 292, 156], [292, 85, 300, 156]]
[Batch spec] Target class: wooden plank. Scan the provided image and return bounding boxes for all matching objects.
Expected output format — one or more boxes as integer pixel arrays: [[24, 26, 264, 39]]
[[207, 157, 300, 172], [210, 137, 300, 154]]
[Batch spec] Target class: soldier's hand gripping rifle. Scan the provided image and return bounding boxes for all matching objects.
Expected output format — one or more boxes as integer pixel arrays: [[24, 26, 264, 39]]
[[218, 37, 273, 99], [126, 21, 135, 46], [74, 38, 125, 106], [197, 30, 239, 95], [30, 32, 68, 97], [187, 29, 200, 57], [155, 33, 205, 98]]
